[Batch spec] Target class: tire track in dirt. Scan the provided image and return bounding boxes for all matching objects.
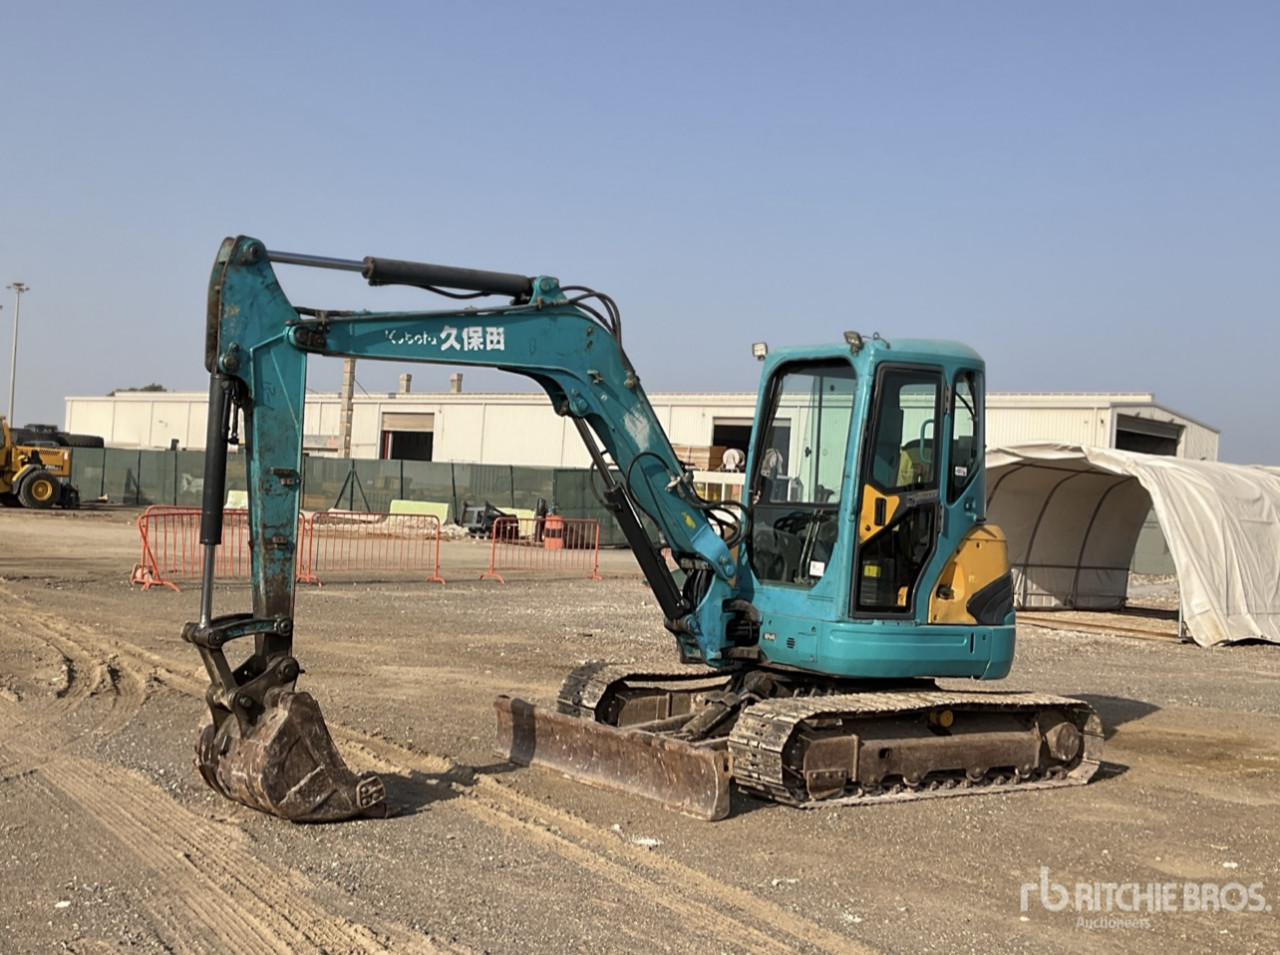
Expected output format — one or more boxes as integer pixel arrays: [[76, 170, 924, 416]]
[[341, 730, 875, 955], [0, 733, 415, 954], [0, 641, 141, 803], [472, 780, 869, 955], [0, 591, 148, 739], [0, 593, 461, 955], [0, 723, 447, 954], [45, 632, 147, 738], [5, 594, 874, 954]]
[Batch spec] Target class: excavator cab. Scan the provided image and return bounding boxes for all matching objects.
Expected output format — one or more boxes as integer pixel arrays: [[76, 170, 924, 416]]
[[738, 342, 1016, 682], [749, 352, 955, 606]]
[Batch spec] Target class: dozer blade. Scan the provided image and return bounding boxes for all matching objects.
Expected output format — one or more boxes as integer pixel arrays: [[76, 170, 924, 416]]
[[495, 696, 731, 820], [195, 690, 386, 822]]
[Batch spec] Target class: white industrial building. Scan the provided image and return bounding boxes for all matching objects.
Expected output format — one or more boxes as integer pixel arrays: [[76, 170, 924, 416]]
[[66, 382, 1218, 464]]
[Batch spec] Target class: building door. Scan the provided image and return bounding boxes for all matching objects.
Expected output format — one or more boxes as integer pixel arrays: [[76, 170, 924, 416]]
[[1115, 414, 1181, 456], [380, 412, 434, 461], [711, 418, 753, 471]]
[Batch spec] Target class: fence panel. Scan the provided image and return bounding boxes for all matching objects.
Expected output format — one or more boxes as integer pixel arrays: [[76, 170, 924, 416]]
[[552, 468, 627, 546], [132, 506, 445, 590], [130, 505, 254, 591], [481, 516, 601, 583], [85, 449, 244, 506], [79, 449, 623, 526], [173, 449, 210, 506], [300, 510, 445, 584], [510, 466, 555, 512], [355, 459, 407, 514], [69, 447, 107, 501], [400, 461, 459, 520], [302, 457, 358, 511], [102, 449, 144, 505], [452, 462, 515, 516]]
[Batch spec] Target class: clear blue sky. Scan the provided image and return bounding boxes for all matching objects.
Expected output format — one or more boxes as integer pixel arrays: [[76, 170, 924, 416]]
[[3, 1, 1277, 462]]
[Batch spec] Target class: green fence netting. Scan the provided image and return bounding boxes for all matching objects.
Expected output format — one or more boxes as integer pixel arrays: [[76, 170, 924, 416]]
[[70, 450, 628, 545]]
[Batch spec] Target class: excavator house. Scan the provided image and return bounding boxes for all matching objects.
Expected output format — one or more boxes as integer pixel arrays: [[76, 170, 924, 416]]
[[184, 236, 1102, 822]]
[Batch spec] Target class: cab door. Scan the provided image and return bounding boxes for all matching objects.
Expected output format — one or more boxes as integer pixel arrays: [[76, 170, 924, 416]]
[[851, 365, 945, 618]]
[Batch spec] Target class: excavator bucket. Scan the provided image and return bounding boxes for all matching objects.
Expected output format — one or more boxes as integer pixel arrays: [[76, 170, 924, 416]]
[[494, 696, 732, 820], [195, 691, 386, 823]]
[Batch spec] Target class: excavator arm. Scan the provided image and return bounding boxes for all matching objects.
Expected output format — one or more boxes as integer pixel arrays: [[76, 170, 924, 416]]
[[184, 236, 751, 820]]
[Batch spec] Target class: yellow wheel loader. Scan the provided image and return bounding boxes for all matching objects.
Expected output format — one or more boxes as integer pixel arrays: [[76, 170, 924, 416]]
[[0, 417, 81, 510]]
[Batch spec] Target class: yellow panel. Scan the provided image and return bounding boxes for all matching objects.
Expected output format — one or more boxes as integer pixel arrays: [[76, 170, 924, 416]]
[[857, 485, 901, 543], [389, 499, 450, 523], [928, 524, 1011, 624]]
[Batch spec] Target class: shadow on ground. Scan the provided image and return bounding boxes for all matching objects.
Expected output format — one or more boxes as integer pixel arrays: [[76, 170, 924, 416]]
[[1076, 694, 1160, 740]]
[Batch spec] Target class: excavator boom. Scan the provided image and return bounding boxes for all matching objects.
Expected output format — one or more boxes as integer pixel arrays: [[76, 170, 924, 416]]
[[189, 237, 746, 819]]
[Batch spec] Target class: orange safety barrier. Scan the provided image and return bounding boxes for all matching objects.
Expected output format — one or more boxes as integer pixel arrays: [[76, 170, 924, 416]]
[[299, 510, 445, 585], [130, 505, 256, 592], [480, 516, 602, 583], [131, 506, 445, 591]]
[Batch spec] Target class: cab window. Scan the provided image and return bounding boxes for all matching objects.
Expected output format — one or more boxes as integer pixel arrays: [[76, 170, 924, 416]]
[[748, 360, 856, 587], [948, 371, 981, 502], [865, 369, 941, 494]]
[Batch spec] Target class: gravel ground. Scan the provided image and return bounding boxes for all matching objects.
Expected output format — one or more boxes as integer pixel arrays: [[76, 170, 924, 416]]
[[1, 506, 1277, 954]]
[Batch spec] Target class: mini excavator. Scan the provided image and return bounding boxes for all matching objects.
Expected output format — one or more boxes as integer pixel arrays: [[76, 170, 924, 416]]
[[185, 236, 1102, 822]]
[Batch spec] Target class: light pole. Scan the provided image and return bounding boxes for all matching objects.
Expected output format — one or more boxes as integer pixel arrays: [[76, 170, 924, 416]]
[[7, 282, 28, 423]]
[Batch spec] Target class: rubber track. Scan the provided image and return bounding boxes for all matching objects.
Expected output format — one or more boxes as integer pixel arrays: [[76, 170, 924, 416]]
[[729, 689, 1104, 807]]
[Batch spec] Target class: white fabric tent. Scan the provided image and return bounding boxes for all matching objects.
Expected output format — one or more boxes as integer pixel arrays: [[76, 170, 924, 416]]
[[986, 443, 1280, 647]]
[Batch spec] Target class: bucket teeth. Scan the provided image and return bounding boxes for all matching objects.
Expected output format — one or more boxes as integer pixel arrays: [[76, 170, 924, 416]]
[[195, 691, 386, 822]]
